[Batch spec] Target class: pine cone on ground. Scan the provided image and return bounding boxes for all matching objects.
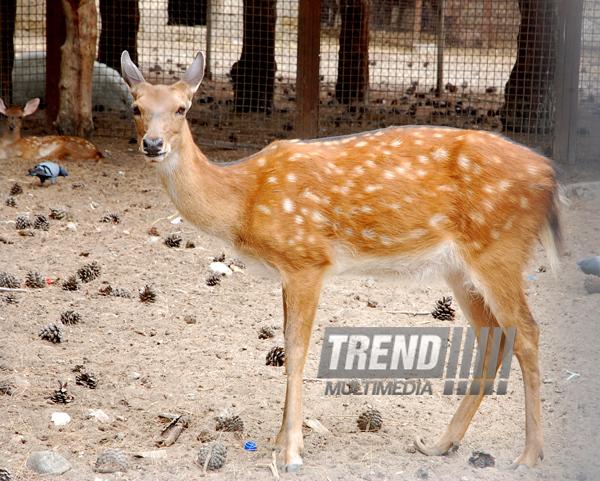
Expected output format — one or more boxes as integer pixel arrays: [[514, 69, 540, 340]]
[[213, 252, 226, 262], [76, 369, 99, 389], [215, 414, 244, 432], [139, 284, 157, 303], [49, 381, 74, 403], [34, 214, 50, 231], [0, 380, 14, 396], [93, 448, 129, 473], [2, 294, 20, 304], [148, 226, 160, 236], [0, 467, 14, 481], [357, 406, 383, 432], [197, 441, 227, 470], [101, 212, 122, 224], [78, 261, 101, 283], [25, 271, 46, 288], [99, 285, 114, 296], [431, 296, 455, 321], [49, 206, 69, 220], [266, 346, 285, 366], [164, 233, 183, 247], [60, 309, 82, 325], [468, 451, 495, 468], [39, 322, 64, 343], [113, 287, 132, 298], [206, 274, 221, 286], [0, 272, 20, 289], [10, 182, 23, 196], [584, 275, 600, 294], [62, 274, 81, 291], [15, 215, 33, 230], [5, 197, 18, 207], [258, 325, 275, 339]]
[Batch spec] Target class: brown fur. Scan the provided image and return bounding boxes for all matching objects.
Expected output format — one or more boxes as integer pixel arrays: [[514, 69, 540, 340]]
[[121, 51, 564, 472]]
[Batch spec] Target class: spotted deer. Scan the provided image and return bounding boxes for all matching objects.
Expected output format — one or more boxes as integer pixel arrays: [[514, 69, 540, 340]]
[[121, 51, 564, 472], [0, 98, 102, 162]]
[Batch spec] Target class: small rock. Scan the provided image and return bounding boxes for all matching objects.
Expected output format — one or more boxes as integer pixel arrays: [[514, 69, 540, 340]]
[[209, 262, 232, 276], [65, 222, 77, 231], [131, 372, 141, 379], [51, 412, 71, 426], [26, 451, 72, 475], [86, 409, 110, 423], [184, 315, 197, 324]]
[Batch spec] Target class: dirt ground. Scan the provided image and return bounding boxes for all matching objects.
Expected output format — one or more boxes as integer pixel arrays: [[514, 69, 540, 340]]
[[0, 137, 599, 481]]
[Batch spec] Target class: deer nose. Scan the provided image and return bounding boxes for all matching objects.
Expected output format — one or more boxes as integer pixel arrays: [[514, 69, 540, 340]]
[[142, 137, 164, 156], [8, 123, 15, 131]]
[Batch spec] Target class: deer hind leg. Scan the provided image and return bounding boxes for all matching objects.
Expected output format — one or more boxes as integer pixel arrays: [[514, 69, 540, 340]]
[[415, 273, 503, 456], [275, 266, 326, 472]]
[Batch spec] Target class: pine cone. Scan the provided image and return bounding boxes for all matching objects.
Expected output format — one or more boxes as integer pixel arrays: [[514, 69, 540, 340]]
[[357, 406, 383, 432], [10, 182, 23, 196], [164, 233, 183, 248], [49, 206, 69, 220], [206, 274, 221, 286], [94, 448, 129, 473], [25, 271, 46, 288], [197, 441, 227, 470], [61, 309, 82, 325], [15, 215, 33, 230], [266, 346, 285, 366], [258, 325, 275, 339], [139, 284, 157, 303], [213, 252, 226, 262], [584, 275, 600, 294], [76, 369, 99, 389], [0, 380, 14, 396], [62, 274, 81, 291], [148, 226, 160, 236], [431, 296, 455, 321], [0, 271, 20, 289], [39, 322, 64, 343], [99, 285, 114, 296], [5, 197, 18, 207], [34, 214, 50, 231], [78, 261, 101, 283], [49, 381, 74, 403], [0, 467, 14, 481], [101, 212, 122, 224], [113, 287, 132, 298], [2, 293, 20, 304], [215, 414, 244, 432]]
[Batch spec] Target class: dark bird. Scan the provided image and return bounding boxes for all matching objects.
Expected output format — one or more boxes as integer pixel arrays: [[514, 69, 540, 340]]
[[27, 161, 69, 184], [578, 257, 600, 277]]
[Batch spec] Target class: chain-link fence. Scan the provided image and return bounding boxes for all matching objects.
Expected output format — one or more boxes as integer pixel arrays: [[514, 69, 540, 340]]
[[0, 0, 597, 163]]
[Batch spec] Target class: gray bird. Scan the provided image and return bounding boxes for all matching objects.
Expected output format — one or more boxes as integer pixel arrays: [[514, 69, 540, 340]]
[[26, 161, 68, 184], [578, 256, 600, 277]]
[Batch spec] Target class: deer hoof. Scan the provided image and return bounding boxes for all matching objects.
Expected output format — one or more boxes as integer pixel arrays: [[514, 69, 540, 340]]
[[281, 462, 302, 473], [414, 437, 458, 456]]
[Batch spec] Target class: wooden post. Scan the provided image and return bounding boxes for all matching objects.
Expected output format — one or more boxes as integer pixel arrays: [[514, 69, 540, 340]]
[[55, 0, 97, 140], [0, 0, 16, 104], [335, 0, 369, 104], [435, 0, 445, 96], [554, 0, 583, 163], [296, 0, 321, 139], [46, 0, 66, 127]]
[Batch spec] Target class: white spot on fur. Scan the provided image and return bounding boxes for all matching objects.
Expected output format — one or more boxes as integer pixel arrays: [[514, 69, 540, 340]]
[[308, 235, 316, 243], [417, 155, 429, 164], [414, 140, 424, 146], [267, 176, 277, 184], [457, 154, 471, 169], [286, 173, 297, 182], [365, 185, 383, 193], [384, 170, 395, 179], [491, 230, 500, 239], [353, 166, 365, 175], [257, 205, 271, 215], [391, 139, 403, 147], [303, 189, 320, 203], [429, 214, 449, 227], [283, 198, 294, 212], [361, 205, 372, 213], [498, 180, 511, 191], [355, 141, 367, 147], [295, 215, 304, 224], [520, 197, 529, 208], [470, 212, 485, 224], [364, 160, 376, 168], [312, 211, 326, 223], [362, 229, 376, 239], [256, 157, 266, 167]]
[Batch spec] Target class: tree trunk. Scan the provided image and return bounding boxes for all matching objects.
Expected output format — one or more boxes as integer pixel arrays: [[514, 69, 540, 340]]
[[335, 0, 369, 104], [500, 0, 557, 134], [230, 0, 276, 113], [0, 0, 16, 104], [98, 0, 139, 71], [55, 0, 97, 140], [167, 0, 207, 26]]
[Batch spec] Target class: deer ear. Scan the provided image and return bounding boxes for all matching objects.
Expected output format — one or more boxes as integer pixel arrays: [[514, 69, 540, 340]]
[[121, 51, 147, 92], [180, 52, 205, 95], [0, 99, 6, 115], [23, 98, 40, 117]]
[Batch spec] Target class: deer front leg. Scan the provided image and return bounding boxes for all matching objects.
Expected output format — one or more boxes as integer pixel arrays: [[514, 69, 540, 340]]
[[275, 267, 326, 472]]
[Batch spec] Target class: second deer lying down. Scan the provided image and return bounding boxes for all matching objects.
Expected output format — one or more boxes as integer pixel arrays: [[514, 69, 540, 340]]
[[0, 98, 102, 162], [121, 51, 565, 473]]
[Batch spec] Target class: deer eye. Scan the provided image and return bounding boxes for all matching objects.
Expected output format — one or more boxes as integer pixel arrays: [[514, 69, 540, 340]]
[[176, 106, 186, 115], [131, 105, 140, 116]]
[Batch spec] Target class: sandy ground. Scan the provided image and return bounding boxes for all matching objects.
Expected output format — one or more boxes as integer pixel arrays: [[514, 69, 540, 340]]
[[0, 137, 599, 481]]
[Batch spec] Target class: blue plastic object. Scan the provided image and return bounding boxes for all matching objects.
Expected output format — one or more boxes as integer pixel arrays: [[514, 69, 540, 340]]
[[244, 441, 257, 452]]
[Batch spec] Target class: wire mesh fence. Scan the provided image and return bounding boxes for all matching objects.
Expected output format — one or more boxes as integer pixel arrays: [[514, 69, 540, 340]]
[[0, 0, 596, 163]]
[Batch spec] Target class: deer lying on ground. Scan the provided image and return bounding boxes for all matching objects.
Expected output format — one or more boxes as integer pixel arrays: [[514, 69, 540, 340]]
[[0, 98, 102, 162], [121, 51, 564, 472]]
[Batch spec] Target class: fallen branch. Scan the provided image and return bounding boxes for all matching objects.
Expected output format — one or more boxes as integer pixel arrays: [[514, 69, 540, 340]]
[[384, 310, 431, 316], [0, 287, 29, 293], [256, 451, 279, 479]]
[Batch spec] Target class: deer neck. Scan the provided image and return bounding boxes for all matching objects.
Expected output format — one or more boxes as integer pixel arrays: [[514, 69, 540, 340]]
[[0, 128, 20, 149], [154, 126, 249, 242]]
